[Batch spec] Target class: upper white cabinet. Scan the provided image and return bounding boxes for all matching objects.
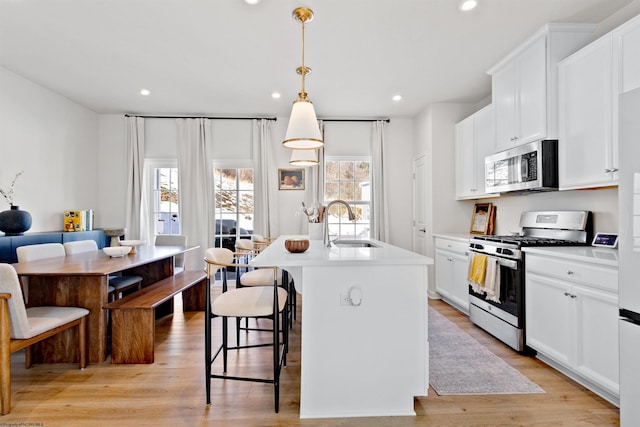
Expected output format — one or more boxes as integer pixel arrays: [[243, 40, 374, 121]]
[[455, 104, 496, 200], [558, 35, 616, 189], [613, 14, 640, 94], [488, 24, 595, 152], [455, 115, 475, 199], [558, 14, 640, 190]]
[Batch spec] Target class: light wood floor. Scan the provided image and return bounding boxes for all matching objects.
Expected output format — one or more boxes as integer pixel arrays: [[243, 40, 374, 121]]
[[2, 296, 619, 426]]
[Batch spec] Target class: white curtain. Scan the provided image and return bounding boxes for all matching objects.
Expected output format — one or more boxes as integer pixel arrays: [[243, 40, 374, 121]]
[[253, 119, 279, 238], [371, 120, 389, 242], [176, 118, 212, 271], [125, 116, 146, 240], [307, 120, 325, 207]]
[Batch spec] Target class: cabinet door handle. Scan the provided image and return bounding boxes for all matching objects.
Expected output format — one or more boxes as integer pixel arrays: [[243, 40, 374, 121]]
[[419, 228, 426, 233], [605, 168, 612, 173], [570, 294, 577, 299], [610, 168, 618, 172], [566, 270, 574, 275], [563, 291, 572, 297]]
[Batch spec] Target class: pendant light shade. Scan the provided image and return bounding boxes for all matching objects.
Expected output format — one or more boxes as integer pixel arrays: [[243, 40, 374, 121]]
[[283, 100, 323, 149], [283, 7, 324, 150], [289, 148, 319, 166]]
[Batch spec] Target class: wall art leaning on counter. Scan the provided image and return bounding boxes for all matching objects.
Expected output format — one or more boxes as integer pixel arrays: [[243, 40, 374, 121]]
[[470, 203, 495, 235]]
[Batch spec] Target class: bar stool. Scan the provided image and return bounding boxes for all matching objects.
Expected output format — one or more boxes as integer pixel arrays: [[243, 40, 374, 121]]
[[235, 239, 295, 330], [204, 248, 288, 412]]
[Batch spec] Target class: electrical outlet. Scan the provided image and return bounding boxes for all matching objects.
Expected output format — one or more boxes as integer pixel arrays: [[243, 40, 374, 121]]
[[340, 293, 351, 306]]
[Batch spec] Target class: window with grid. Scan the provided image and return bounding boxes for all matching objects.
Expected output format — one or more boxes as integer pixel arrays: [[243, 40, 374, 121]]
[[152, 167, 180, 235], [213, 168, 254, 251], [324, 158, 371, 239]]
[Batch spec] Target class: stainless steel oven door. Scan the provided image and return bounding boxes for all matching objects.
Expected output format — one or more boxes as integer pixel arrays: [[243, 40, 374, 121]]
[[468, 255, 524, 327]]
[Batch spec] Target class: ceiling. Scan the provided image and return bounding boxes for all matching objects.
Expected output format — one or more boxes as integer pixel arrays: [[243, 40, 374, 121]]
[[0, 0, 634, 118]]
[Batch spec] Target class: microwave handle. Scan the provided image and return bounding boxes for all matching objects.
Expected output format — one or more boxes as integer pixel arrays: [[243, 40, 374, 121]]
[[521, 156, 528, 179]]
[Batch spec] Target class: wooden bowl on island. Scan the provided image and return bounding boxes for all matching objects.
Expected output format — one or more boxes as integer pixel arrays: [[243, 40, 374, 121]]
[[285, 239, 309, 253]]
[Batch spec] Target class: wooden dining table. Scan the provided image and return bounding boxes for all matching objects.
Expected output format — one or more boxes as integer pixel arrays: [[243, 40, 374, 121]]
[[13, 245, 199, 363]]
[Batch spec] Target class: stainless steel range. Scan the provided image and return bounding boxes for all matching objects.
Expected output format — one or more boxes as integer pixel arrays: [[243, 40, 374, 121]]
[[468, 210, 593, 352]]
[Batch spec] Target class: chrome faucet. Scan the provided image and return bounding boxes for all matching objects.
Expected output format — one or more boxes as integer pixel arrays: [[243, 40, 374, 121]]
[[324, 199, 356, 246]]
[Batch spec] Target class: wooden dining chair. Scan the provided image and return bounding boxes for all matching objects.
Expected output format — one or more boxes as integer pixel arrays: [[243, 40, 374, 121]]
[[0, 263, 88, 415], [63, 240, 142, 301], [204, 248, 288, 412]]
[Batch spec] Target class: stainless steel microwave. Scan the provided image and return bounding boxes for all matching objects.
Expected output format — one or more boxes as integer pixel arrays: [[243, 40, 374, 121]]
[[485, 140, 558, 194]]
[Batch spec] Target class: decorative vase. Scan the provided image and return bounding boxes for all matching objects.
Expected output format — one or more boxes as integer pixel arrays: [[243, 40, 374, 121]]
[[308, 222, 324, 240], [0, 205, 33, 236]]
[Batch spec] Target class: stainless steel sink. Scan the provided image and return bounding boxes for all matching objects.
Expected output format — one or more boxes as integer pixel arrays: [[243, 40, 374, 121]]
[[331, 239, 380, 248]]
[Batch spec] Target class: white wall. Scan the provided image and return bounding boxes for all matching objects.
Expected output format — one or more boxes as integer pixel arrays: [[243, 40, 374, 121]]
[[413, 102, 477, 296], [0, 66, 100, 232]]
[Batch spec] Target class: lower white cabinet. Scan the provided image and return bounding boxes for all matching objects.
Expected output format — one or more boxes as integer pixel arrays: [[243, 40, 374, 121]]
[[435, 237, 469, 314], [525, 252, 619, 404]]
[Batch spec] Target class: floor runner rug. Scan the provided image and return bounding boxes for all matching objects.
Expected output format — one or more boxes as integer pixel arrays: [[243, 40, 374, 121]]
[[428, 307, 545, 395]]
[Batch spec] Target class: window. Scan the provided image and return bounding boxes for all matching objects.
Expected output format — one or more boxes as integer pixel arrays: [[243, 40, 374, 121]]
[[152, 166, 180, 235], [324, 158, 371, 239], [213, 168, 254, 251]]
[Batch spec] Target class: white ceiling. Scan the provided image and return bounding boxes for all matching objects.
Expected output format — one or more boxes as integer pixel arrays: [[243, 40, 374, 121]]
[[0, 0, 634, 118]]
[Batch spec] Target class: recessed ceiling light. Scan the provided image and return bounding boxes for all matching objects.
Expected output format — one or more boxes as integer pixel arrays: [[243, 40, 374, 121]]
[[244, 0, 261, 5], [392, 94, 402, 102], [459, 0, 478, 11], [272, 92, 281, 99], [140, 89, 150, 96]]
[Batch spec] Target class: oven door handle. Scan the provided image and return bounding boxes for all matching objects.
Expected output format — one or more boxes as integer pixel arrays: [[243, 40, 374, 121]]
[[497, 258, 518, 269]]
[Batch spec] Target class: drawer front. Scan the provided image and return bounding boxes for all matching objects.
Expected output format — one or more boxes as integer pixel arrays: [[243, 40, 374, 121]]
[[435, 238, 468, 254], [526, 255, 618, 293]]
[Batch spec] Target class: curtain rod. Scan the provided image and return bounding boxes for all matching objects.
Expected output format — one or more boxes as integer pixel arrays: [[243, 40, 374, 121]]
[[320, 118, 390, 123], [125, 114, 277, 121], [125, 114, 389, 123]]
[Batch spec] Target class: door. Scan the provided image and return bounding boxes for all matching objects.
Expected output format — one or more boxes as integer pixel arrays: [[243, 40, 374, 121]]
[[620, 319, 640, 426], [454, 116, 476, 198], [412, 155, 428, 255], [450, 253, 470, 313], [493, 61, 517, 151], [517, 35, 547, 144], [558, 35, 614, 190], [525, 273, 573, 365], [574, 285, 619, 395]]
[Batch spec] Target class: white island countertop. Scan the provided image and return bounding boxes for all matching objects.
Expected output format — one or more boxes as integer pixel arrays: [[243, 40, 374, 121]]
[[251, 235, 432, 419], [251, 235, 433, 268]]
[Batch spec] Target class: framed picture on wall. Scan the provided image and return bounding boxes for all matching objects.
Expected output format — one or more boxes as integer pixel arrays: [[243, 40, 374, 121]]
[[278, 168, 305, 190], [470, 203, 494, 235]]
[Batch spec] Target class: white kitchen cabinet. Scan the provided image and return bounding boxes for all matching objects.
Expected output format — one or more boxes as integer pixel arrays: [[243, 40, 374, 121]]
[[558, 14, 640, 190], [613, 14, 640, 94], [488, 24, 595, 152], [558, 35, 617, 189], [454, 104, 495, 200], [525, 252, 619, 404], [435, 237, 469, 314], [455, 115, 476, 199]]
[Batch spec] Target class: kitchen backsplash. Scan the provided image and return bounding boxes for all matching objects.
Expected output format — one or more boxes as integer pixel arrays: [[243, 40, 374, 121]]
[[480, 187, 618, 236]]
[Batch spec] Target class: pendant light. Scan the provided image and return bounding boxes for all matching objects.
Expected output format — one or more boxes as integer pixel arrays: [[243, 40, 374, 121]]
[[289, 148, 319, 167], [282, 7, 324, 150]]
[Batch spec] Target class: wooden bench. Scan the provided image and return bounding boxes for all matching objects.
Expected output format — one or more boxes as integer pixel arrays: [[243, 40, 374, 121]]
[[103, 270, 207, 364]]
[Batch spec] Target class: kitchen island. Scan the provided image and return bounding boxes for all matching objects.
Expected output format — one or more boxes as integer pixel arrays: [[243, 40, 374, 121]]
[[251, 236, 433, 419]]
